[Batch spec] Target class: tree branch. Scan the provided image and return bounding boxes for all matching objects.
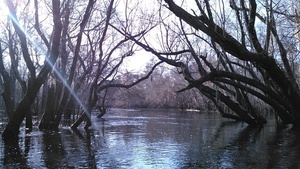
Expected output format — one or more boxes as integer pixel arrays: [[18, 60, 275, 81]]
[[164, 0, 264, 62], [97, 61, 163, 91], [5, 0, 36, 78]]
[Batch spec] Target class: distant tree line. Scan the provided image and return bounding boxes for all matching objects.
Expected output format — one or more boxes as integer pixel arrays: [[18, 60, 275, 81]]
[[100, 64, 215, 111]]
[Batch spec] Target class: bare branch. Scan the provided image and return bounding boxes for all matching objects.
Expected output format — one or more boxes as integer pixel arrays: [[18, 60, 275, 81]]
[[5, 0, 36, 78], [97, 61, 163, 91]]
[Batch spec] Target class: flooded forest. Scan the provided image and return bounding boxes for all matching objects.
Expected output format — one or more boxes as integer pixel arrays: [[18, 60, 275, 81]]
[[0, 0, 300, 168]]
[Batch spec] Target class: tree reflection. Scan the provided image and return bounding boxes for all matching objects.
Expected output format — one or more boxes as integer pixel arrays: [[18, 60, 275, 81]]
[[180, 121, 264, 168], [266, 128, 300, 169], [3, 139, 28, 168], [217, 126, 263, 168], [211, 120, 241, 144], [41, 130, 70, 168], [86, 130, 97, 169], [24, 135, 31, 158], [72, 129, 97, 168]]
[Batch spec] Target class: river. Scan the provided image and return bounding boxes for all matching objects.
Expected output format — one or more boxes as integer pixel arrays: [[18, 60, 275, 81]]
[[0, 109, 299, 168]]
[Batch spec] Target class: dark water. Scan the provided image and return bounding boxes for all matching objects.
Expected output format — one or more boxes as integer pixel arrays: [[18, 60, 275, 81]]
[[0, 109, 300, 168]]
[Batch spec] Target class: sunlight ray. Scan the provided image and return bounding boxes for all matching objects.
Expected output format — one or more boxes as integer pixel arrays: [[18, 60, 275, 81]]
[[6, 9, 95, 128]]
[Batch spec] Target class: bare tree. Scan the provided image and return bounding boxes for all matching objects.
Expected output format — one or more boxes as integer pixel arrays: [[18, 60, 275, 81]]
[[116, 0, 300, 126], [2, 0, 62, 141], [0, 0, 164, 141], [69, 0, 164, 129]]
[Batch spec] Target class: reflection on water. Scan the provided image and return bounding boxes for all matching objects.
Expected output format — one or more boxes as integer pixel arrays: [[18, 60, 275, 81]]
[[0, 109, 300, 168]]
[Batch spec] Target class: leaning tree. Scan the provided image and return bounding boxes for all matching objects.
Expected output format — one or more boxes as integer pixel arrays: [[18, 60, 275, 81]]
[[120, 0, 300, 126]]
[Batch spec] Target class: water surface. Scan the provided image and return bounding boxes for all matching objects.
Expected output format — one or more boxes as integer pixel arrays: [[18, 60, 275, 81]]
[[0, 109, 299, 168]]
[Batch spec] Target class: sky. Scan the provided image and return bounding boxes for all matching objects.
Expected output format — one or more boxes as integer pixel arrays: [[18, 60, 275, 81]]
[[124, 50, 154, 72], [0, 2, 8, 22]]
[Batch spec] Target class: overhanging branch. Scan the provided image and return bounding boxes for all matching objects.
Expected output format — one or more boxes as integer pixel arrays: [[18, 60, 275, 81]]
[[97, 61, 163, 91]]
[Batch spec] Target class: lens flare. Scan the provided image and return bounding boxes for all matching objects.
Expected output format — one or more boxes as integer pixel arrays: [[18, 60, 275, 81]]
[[7, 10, 95, 129]]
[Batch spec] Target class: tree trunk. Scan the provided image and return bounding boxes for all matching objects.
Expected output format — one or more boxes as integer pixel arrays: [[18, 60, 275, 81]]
[[64, 97, 75, 121], [38, 86, 58, 130], [2, 80, 43, 141], [0, 43, 14, 119], [40, 81, 48, 116], [2, 0, 62, 141], [97, 106, 107, 118], [25, 110, 33, 132], [70, 111, 91, 129], [198, 85, 264, 126]]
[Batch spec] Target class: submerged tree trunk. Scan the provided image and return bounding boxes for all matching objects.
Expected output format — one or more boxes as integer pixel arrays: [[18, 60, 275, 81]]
[[39, 86, 58, 130], [70, 110, 91, 129], [2, 80, 45, 140], [97, 106, 108, 118], [64, 97, 75, 122], [25, 111, 33, 132]]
